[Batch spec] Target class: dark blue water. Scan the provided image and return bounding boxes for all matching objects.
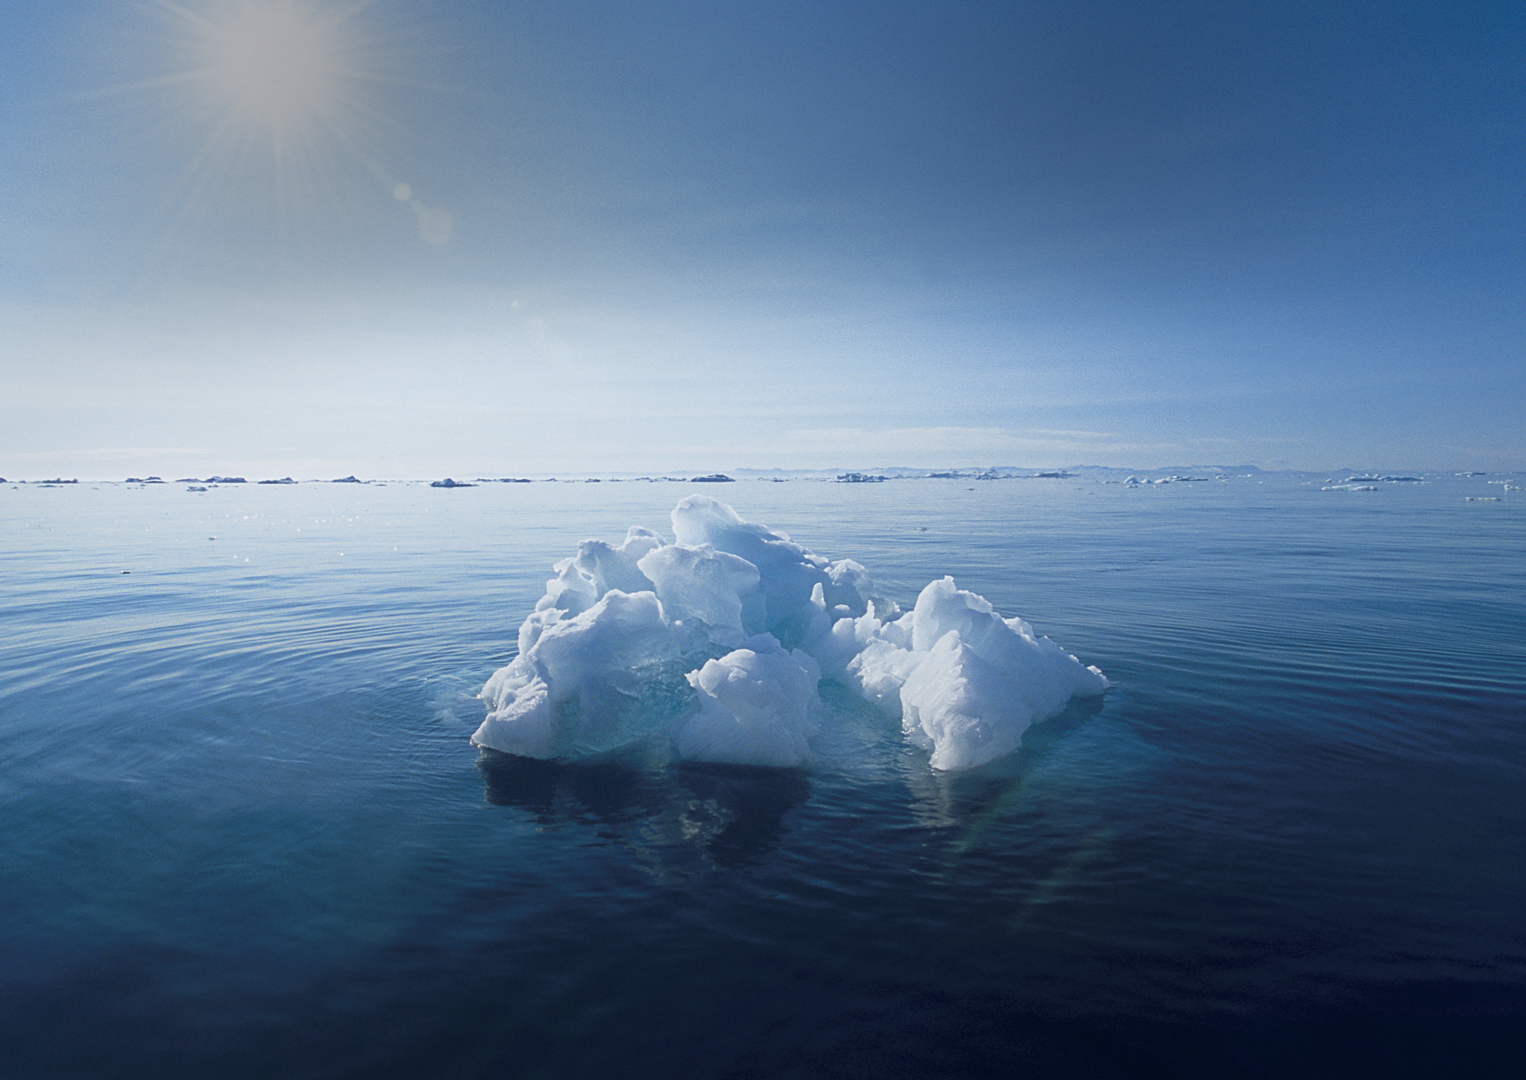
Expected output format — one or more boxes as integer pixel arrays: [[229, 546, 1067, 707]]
[[3, 475, 1523, 1078]]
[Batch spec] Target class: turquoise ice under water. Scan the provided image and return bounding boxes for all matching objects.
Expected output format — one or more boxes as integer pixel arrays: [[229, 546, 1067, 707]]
[[2, 474, 1523, 1077]]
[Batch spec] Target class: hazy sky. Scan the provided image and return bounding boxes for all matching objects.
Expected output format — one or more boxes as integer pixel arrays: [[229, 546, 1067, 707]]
[[3, 0, 1522, 478]]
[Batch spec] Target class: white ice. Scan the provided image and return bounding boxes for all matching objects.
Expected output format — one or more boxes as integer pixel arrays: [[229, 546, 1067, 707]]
[[473, 496, 1107, 771], [675, 635, 822, 768]]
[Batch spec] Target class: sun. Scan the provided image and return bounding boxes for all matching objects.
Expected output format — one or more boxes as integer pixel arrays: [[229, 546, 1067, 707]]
[[102, 1, 455, 249], [147, 0, 397, 227], [164, 0, 378, 163], [196, 1, 351, 143]]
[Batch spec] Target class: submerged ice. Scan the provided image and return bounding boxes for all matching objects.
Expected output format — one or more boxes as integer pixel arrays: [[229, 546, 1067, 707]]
[[474, 497, 1107, 771]]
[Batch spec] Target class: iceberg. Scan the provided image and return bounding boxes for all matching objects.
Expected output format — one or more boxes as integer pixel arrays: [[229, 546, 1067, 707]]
[[473, 497, 1106, 771]]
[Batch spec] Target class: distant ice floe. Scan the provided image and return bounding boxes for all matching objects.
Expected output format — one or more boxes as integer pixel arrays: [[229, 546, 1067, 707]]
[[473, 497, 1107, 772], [1322, 474, 1425, 491]]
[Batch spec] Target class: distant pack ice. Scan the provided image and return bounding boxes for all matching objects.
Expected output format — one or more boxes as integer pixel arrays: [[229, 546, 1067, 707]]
[[474, 496, 1107, 771]]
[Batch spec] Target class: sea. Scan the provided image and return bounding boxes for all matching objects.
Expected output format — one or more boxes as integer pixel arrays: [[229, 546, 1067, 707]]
[[2, 472, 1523, 1078]]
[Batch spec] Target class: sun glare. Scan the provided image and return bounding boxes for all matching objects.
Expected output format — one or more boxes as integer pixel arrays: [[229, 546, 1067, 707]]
[[162, 0, 380, 170], [141, 0, 447, 238], [199, 2, 347, 139]]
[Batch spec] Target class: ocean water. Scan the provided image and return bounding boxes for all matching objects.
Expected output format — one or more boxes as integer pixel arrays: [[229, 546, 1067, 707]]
[[2, 474, 1523, 1078]]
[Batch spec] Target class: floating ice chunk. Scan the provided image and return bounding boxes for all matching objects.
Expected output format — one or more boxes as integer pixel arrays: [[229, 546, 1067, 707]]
[[675, 636, 822, 767], [475, 590, 685, 758], [474, 500, 1107, 772]]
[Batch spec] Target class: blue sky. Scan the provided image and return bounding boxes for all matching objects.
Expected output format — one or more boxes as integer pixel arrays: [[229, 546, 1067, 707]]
[[2, 0, 1522, 478]]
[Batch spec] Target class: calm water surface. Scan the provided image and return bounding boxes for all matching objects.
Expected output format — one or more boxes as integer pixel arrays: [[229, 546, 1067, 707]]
[[2, 475, 1523, 1078]]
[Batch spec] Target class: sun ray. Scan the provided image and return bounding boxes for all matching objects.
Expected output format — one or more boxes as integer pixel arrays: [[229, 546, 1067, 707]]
[[124, 0, 427, 247]]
